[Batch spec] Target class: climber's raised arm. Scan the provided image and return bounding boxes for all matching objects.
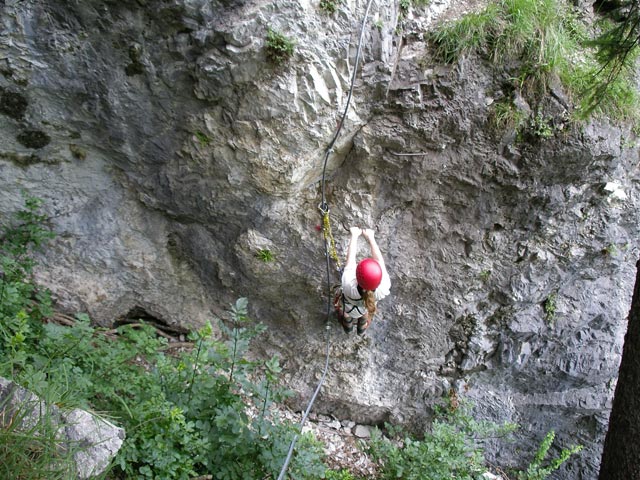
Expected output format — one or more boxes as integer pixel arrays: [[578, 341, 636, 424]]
[[362, 229, 385, 268], [362, 228, 390, 298], [344, 226, 362, 270]]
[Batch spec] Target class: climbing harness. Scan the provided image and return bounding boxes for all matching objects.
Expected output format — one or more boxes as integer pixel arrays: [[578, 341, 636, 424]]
[[276, 1, 375, 478], [333, 286, 367, 321], [341, 292, 367, 319]]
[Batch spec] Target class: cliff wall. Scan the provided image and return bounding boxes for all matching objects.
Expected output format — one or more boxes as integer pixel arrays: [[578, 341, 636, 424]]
[[1, 0, 638, 476]]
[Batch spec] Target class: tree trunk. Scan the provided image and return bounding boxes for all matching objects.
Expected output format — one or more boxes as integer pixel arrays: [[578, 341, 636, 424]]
[[598, 258, 640, 479]]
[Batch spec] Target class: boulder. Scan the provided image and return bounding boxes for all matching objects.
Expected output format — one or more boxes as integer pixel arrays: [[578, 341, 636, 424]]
[[0, 377, 125, 479]]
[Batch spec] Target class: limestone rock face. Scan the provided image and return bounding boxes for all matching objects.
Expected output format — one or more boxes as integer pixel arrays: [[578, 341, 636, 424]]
[[1, 0, 638, 477]]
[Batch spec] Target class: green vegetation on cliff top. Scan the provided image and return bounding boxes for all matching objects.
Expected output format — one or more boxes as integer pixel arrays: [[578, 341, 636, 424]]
[[429, 0, 640, 123]]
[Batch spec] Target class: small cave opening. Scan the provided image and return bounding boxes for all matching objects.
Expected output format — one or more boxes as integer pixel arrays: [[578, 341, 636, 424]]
[[593, 0, 625, 15], [114, 306, 188, 337]]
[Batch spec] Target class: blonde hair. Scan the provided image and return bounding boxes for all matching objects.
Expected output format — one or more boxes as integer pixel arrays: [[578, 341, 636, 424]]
[[362, 290, 376, 319]]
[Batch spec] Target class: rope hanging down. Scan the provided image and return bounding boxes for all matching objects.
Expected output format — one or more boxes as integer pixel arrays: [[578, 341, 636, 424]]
[[321, 208, 341, 269], [276, 1, 375, 479]]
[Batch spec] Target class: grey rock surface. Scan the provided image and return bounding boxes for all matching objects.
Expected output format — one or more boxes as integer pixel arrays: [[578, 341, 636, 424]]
[[353, 424, 371, 438], [0, 377, 125, 479], [1, 0, 638, 478]]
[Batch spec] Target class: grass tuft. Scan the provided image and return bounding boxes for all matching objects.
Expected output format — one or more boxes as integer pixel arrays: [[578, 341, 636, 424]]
[[428, 0, 640, 124]]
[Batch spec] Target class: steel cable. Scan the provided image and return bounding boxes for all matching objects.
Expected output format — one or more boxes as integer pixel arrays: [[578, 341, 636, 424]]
[[276, 1, 375, 478]]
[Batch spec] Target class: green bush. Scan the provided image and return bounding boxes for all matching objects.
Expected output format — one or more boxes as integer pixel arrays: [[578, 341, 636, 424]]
[[257, 248, 275, 262], [368, 397, 517, 480], [529, 110, 554, 139], [367, 395, 580, 480], [266, 28, 295, 65], [195, 130, 210, 146], [0, 196, 93, 480], [319, 0, 341, 14], [515, 430, 583, 480], [325, 469, 364, 480], [543, 293, 557, 324], [0, 194, 54, 377], [2, 300, 327, 479]]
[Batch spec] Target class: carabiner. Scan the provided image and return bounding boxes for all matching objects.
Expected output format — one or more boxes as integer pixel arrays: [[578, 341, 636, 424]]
[[318, 202, 330, 215]]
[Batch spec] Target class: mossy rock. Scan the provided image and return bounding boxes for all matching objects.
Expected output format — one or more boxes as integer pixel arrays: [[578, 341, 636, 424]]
[[69, 144, 87, 160], [0, 89, 28, 120], [16, 130, 51, 149], [0, 151, 45, 166], [125, 62, 145, 76]]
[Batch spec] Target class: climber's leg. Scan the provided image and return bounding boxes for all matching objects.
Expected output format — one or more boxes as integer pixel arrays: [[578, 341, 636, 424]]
[[357, 312, 371, 335]]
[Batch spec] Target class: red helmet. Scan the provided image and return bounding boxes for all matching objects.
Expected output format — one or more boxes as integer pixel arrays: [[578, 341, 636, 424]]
[[356, 258, 382, 291]]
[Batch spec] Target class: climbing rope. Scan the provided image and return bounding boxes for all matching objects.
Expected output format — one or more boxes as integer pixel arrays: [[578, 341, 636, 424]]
[[319, 0, 374, 211], [276, 1, 375, 479], [320, 205, 342, 269]]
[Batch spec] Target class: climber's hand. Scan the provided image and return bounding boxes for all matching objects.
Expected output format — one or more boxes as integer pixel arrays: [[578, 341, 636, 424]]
[[350, 226, 362, 237], [362, 228, 375, 240]]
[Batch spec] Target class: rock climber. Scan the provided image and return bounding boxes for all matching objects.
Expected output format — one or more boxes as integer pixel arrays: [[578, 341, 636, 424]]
[[334, 227, 391, 335]]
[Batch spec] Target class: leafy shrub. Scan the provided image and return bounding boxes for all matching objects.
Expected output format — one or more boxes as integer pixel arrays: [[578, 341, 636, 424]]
[[3, 301, 327, 479], [325, 469, 363, 480], [368, 397, 517, 480], [529, 111, 554, 139], [0, 196, 93, 480], [543, 293, 557, 324], [195, 130, 210, 146], [367, 395, 580, 480], [0, 194, 54, 376], [515, 430, 583, 480], [266, 28, 295, 65], [319, 0, 341, 14]]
